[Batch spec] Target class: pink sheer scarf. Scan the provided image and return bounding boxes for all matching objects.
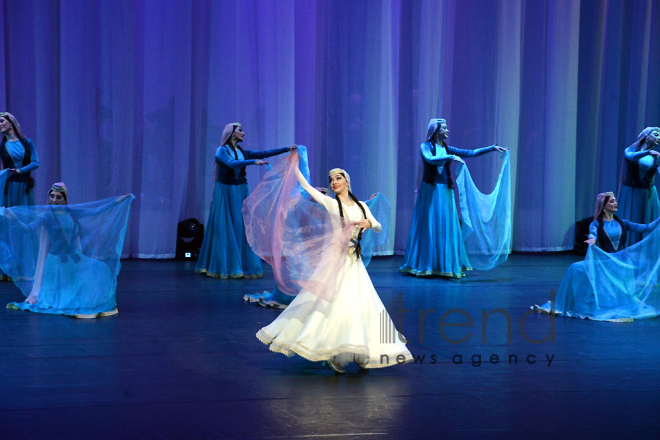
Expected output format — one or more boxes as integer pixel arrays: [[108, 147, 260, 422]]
[[242, 152, 354, 302]]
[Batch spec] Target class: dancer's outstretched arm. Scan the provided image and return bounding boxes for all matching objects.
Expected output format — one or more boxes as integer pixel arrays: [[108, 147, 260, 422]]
[[447, 144, 507, 158], [295, 167, 335, 212], [216, 146, 263, 169], [624, 145, 660, 161], [245, 145, 297, 160], [421, 143, 459, 165]]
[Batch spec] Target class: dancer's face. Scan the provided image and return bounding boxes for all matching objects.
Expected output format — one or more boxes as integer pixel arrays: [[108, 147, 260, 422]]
[[329, 173, 349, 194], [646, 130, 660, 147], [436, 123, 449, 141], [604, 196, 618, 214], [232, 126, 245, 143], [0, 116, 13, 135], [49, 191, 66, 206]]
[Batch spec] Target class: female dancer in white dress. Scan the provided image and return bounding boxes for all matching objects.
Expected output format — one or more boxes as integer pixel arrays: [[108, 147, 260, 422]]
[[256, 166, 413, 373]]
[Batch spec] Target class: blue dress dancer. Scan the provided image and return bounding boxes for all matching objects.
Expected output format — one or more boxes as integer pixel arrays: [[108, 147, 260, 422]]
[[535, 192, 660, 321], [196, 122, 296, 278], [400, 118, 505, 278], [4, 183, 134, 318], [0, 112, 39, 281], [617, 127, 660, 245]]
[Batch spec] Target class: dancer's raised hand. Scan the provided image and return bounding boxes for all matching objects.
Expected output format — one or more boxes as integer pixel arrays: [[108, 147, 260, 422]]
[[354, 219, 372, 229]]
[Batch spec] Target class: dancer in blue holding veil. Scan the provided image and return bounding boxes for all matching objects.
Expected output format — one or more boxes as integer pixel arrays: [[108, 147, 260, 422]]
[[617, 127, 660, 245], [2, 182, 134, 318], [196, 122, 296, 278], [0, 112, 40, 281], [400, 118, 508, 278], [535, 191, 660, 321]]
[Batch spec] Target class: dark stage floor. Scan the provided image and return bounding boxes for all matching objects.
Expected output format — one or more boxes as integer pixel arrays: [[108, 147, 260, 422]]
[[1, 254, 660, 439]]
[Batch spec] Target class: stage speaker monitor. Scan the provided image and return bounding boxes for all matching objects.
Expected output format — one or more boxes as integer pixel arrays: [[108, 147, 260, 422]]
[[176, 218, 204, 260], [573, 216, 592, 256]]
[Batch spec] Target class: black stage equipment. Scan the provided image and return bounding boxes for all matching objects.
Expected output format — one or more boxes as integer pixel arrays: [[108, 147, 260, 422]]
[[176, 218, 204, 259]]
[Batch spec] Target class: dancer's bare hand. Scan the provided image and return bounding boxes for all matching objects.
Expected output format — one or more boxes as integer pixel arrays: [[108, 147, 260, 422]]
[[452, 156, 465, 164], [256, 160, 269, 166], [354, 219, 372, 229], [585, 238, 596, 246], [649, 150, 660, 157], [492, 144, 509, 153], [288, 145, 298, 152]]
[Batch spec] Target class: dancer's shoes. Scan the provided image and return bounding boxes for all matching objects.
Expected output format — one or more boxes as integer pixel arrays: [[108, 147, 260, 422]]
[[323, 360, 346, 374]]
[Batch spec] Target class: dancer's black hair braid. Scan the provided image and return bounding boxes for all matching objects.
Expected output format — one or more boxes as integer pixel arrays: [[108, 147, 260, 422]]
[[334, 187, 367, 260], [232, 144, 247, 160], [0, 125, 32, 194], [227, 124, 247, 160], [597, 194, 625, 230]]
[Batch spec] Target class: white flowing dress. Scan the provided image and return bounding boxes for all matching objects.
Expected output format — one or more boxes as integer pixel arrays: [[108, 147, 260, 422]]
[[256, 170, 413, 369]]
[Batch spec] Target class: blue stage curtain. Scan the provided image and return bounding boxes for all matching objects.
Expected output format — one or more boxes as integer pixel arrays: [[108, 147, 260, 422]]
[[1, 0, 659, 256]]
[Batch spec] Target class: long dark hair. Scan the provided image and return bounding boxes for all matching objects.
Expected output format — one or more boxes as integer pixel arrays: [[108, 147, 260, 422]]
[[0, 112, 29, 167], [226, 124, 247, 160], [594, 192, 615, 220], [0, 113, 34, 194], [0, 137, 30, 165], [332, 173, 367, 259], [595, 192, 625, 239]]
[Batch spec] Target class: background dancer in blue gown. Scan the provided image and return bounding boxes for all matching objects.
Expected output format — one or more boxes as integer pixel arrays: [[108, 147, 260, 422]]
[[535, 191, 660, 321], [585, 192, 660, 251], [617, 127, 660, 245], [196, 122, 296, 278], [4, 182, 134, 319], [0, 112, 39, 281], [400, 118, 507, 278]]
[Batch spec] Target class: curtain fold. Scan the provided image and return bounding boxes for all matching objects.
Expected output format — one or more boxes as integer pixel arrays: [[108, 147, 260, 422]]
[[1, 0, 659, 256]]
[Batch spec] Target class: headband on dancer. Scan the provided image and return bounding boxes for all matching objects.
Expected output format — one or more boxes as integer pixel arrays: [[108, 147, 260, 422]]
[[426, 118, 447, 142], [220, 122, 242, 145], [50, 182, 68, 198], [629, 127, 660, 151], [593, 191, 614, 220], [329, 168, 351, 191], [0, 112, 26, 139]]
